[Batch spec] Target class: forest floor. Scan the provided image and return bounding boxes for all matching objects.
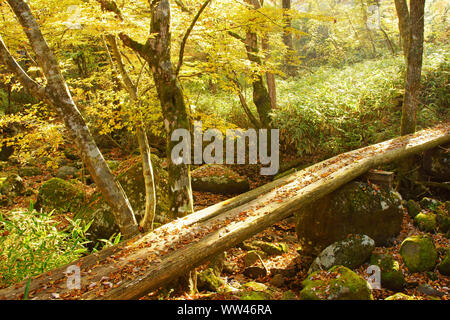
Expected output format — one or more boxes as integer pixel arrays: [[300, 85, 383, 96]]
[[143, 163, 450, 301], [0, 147, 448, 300]]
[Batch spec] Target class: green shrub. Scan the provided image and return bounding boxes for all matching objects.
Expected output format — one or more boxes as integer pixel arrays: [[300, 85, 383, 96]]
[[0, 203, 91, 287]]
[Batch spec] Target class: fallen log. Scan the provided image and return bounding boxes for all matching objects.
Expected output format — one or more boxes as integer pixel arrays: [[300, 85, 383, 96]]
[[1, 123, 449, 300]]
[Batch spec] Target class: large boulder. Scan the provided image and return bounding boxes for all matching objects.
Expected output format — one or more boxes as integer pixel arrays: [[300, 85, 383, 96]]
[[36, 178, 85, 213], [422, 143, 450, 181], [399, 236, 437, 273], [369, 253, 405, 291], [295, 181, 403, 255], [300, 266, 373, 300], [308, 234, 375, 274], [191, 164, 250, 194], [76, 155, 169, 241]]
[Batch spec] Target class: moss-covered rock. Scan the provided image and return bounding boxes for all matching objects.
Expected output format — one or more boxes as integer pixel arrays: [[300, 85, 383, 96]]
[[241, 282, 267, 291], [0, 174, 25, 197], [251, 241, 288, 256], [191, 164, 250, 194], [369, 253, 405, 290], [197, 268, 225, 292], [436, 207, 450, 234], [239, 282, 271, 300], [437, 249, 450, 276], [18, 166, 43, 177], [400, 236, 437, 273], [36, 178, 84, 213], [295, 181, 403, 255], [308, 234, 375, 274], [240, 291, 271, 300], [281, 290, 297, 300], [406, 200, 421, 218], [385, 293, 417, 300], [300, 266, 373, 300], [414, 212, 437, 232]]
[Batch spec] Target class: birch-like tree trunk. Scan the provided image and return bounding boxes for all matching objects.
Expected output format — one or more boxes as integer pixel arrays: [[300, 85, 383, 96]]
[[0, 0, 139, 238], [105, 35, 157, 231]]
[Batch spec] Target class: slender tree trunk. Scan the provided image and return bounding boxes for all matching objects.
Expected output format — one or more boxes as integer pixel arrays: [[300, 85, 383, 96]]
[[105, 35, 157, 231], [0, 0, 139, 238], [394, 0, 412, 60], [262, 35, 277, 110], [282, 0, 297, 76]]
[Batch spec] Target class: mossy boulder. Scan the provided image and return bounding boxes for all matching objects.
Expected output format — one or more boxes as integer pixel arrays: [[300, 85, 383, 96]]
[[414, 212, 437, 232], [295, 181, 403, 255], [197, 268, 225, 292], [385, 293, 417, 300], [436, 207, 450, 234], [240, 282, 271, 300], [76, 154, 169, 241], [400, 236, 437, 273], [241, 282, 267, 291], [300, 266, 373, 300], [191, 164, 249, 194], [18, 166, 43, 177], [250, 241, 288, 256], [0, 174, 25, 197], [369, 253, 405, 291], [437, 249, 450, 276], [308, 234, 375, 274], [240, 291, 271, 300], [406, 200, 421, 218], [36, 178, 85, 213]]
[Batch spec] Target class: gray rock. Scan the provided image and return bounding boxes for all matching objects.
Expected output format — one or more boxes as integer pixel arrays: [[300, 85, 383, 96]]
[[56, 166, 78, 179], [308, 234, 375, 274], [416, 284, 444, 297]]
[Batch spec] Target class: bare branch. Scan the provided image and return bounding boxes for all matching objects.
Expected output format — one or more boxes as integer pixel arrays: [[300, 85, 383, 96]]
[[175, 0, 212, 76]]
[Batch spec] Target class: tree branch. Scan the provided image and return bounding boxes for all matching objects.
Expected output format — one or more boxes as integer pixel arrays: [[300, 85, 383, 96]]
[[0, 34, 47, 102], [175, 0, 212, 76]]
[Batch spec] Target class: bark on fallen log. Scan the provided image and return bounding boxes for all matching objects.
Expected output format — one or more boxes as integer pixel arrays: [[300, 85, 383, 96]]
[[1, 123, 449, 300]]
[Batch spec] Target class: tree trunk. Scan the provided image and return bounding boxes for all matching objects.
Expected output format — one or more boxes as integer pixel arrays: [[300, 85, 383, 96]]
[[394, 0, 412, 60], [262, 35, 277, 110], [243, 0, 273, 129], [400, 0, 425, 136], [105, 34, 157, 231], [0, 0, 139, 238], [120, 0, 194, 218], [282, 0, 297, 76]]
